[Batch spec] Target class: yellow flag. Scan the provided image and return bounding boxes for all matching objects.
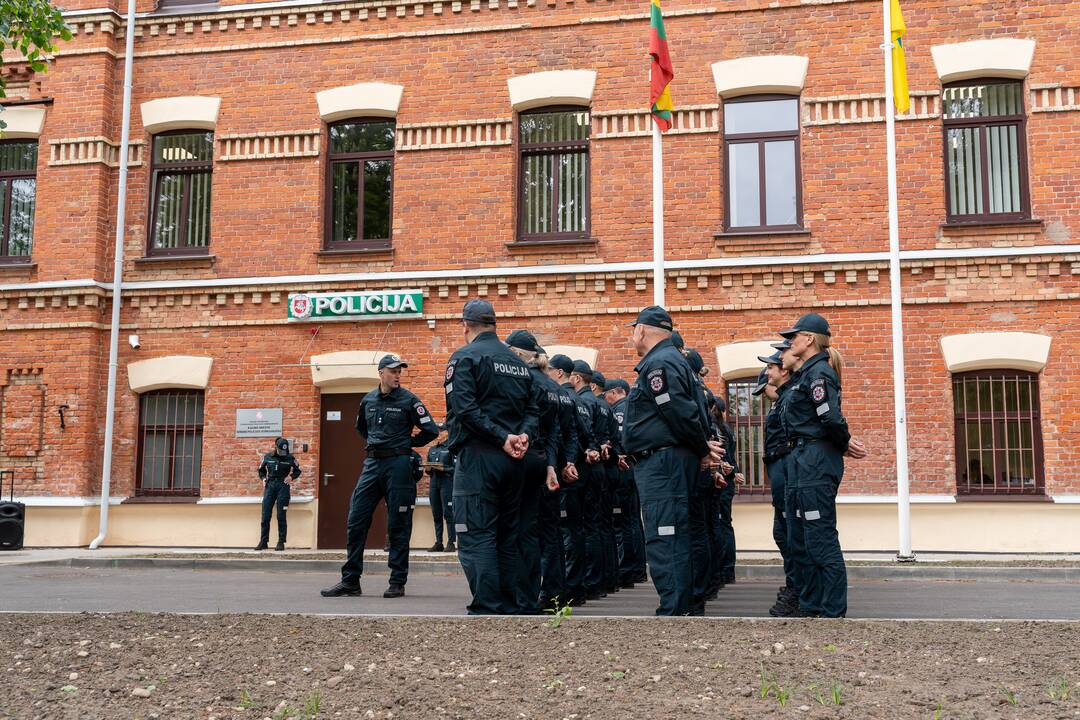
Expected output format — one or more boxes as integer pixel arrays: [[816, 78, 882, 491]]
[[891, 0, 910, 113]]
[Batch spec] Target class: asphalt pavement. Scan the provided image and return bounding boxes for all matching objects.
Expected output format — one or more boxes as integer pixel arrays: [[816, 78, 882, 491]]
[[1, 564, 1078, 619]]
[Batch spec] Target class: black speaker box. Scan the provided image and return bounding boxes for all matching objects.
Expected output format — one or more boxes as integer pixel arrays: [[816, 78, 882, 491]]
[[0, 501, 25, 551]]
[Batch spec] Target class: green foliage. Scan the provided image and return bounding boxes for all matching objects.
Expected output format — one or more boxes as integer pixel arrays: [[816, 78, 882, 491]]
[[304, 690, 322, 718], [830, 679, 843, 706], [0, 0, 72, 128], [544, 597, 573, 628], [998, 686, 1018, 705], [1047, 675, 1071, 701], [932, 700, 944, 719], [823, 643, 838, 652], [237, 689, 257, 710]]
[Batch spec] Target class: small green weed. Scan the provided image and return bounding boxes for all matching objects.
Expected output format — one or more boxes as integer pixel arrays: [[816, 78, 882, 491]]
[[273, 704, 295, 720], [830, 679, 843, 706], [823, 643, 838, 652], [776, 684, 792, 708], [998, 686, 1018, 705], [544, 597, 573, 628], [304, 690, 322, 718], [237, 689, 256, 710], [806, 683, 826, 705], [932, 700, 944, 719], [758, 663, 774, 700], [1048, 676, 1071, 701]]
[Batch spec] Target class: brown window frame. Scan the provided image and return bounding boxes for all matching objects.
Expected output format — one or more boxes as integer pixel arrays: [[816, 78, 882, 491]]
[[135, 389, 204, 497], [942, 78, 1031, 225], [516, 105, 591, 244], [726, 379, 772, 496], [0, 139, 38, 264], [722, 94, 804, 233], [952, 370, 1045, 496], [323, 118, 395, 252], [147, 129, 214, 257]]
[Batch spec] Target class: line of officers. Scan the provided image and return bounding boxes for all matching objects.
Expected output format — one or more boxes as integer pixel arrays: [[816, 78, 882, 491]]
[[318, 300, 864, 618]]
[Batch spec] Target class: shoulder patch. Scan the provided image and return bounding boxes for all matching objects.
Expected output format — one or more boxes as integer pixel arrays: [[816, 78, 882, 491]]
[[648, 368, 667, 395], [415, 403, 427, 415], [444, 362, 456, 383]]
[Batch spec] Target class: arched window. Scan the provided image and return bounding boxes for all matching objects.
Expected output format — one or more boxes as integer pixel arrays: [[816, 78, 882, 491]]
[[952, 370, 1043, 495], [148, 130, 214, 255], [517, 106, 590, 243], [0, 140, 37, 262], [723, 95, 802, 232], [136, 389, 205, 496], [325, 118, 395, 250]]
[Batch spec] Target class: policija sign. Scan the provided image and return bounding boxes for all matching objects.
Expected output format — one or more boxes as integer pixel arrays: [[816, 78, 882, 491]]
[[287, 290, 424, 322]]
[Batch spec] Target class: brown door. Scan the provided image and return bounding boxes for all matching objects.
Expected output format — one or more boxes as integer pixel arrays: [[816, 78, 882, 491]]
[[317, 393, 388, 549]]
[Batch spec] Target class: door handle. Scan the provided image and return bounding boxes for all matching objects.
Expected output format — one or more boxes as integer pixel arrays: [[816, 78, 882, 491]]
[[323, 473, 334, 486]]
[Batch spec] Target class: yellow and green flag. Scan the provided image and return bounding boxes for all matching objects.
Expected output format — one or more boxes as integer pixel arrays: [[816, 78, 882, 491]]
[[890, 0, 909, 113], [649, 0, 675, 131]]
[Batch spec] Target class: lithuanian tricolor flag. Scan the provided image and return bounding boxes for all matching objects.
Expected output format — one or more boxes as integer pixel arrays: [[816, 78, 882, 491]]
[[649, 0, 675, 132], [890, 0, 910, 113]]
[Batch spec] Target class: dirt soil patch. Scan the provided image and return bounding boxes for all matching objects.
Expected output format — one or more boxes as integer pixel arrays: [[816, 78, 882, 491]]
[[1, 614, 1077, 719]]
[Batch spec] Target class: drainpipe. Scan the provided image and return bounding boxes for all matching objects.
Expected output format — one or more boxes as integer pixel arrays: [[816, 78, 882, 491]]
[[90, 0, 137, 549]]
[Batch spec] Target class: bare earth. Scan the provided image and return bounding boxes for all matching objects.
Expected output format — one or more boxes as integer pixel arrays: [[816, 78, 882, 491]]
[[1, 614, 1077, 719]]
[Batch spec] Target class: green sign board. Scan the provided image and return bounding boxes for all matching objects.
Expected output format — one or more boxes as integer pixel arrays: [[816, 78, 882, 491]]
[[287, 289, 424, 322]]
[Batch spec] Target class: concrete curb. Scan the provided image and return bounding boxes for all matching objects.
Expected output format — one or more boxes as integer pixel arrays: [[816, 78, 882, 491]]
[[21, 557, 1080, 583]]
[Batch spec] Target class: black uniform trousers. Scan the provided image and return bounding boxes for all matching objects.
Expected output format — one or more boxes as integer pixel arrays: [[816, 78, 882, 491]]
[[516, 449, 548, 614], [560, 479, 586, 604], [765, 456, 797, 590], [689, 471, 714, 608], [635, 447, 696, 616], [340, 455, 415, 587], [613, 465, 646, 585], [538, 480, 566, 606], [259, 479, 291, 545], [429, 471, 456, 545], [601, 463, 620, 593], [716, 482, 736, 582], [580, 462, 606, 597], [453, 442, 525, 615]]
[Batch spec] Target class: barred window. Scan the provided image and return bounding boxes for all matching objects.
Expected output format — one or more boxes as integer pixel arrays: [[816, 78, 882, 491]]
[[149, 131, 214, 255], [953, 371, 1044, 495], [0, 141, 37, 262], [326, 119, 394, 250], [726, 379, 772, 495], [943, 80, 1030, 223], [518, 107, 590, 243], [136, 390, 204, 496]]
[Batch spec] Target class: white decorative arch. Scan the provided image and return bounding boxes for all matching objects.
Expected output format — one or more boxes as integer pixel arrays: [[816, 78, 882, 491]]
[[127, 356, 213, 393], [715, 341, 777, 381], [544, 344, 599, 369], [1, 107, 46, 139], [310, 350, 399, 394], [507, 70, 597, 112], [710, 55, 809, 99], [140, 96, 221, 134], [316, 83, 404, 122], [940, 332, 1051, 373], [930, 39, 1036, 84]]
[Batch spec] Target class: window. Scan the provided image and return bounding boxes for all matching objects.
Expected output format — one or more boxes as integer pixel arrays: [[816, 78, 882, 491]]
[[518, 107, 590, 243], [326, 119, 394, 250], [952, 371, 1044, 495], [149, 131, 213, 255], [726, 379, 771, 495], [942, 80, 1030, 223], [0, 141, 37, 262], [136, 390, 204, 496], [723, 96, 802, 232]]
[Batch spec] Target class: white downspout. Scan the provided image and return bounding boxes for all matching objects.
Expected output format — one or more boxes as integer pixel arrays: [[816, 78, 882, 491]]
[[89, 0, 137, 549]]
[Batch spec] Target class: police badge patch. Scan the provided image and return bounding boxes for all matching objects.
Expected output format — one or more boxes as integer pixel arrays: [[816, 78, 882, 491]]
[[445, 363, 455, 382], [650, 376, 664, 393], [811, 378, 826, 402]]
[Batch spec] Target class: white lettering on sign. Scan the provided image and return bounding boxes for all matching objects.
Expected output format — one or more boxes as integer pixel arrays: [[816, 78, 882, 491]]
[[288, 290, 425, 323]]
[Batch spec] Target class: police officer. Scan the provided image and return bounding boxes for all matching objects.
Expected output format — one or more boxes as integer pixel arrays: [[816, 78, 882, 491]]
[[589, 369, 621, 595], [426, 424, 456, 553], [683, 348, 719, 612], [603, 378, 647, 587], [622, 306, 722, 615], [569, 359, 611, 601], [547, 353, 590, 606], [321, 354, 438, 599], [506, 329, 562, 614], [778, 313, 851, 618], [444, 300, 539, 615], [254, 437, 301, 551]]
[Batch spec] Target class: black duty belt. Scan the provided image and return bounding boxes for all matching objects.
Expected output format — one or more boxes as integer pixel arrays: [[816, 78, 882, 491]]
[[627, 446, 674, 465], [762, 448, 791, 465], [367, 448, 411, 459]]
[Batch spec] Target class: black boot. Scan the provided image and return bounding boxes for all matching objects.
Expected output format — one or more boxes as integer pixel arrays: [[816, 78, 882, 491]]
[[383, 583, 405, 598], [253, 542, 268, 551], [446, 540, 457, 552], [428, 542, 444, 552], [320, 581, 362, 597], [274, 541, 285, 551]]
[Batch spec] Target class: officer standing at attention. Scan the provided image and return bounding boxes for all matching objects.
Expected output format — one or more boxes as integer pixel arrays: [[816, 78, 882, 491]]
[[622, 306, 722, 615], [444, 300, 539, 615], [321, 354, 438, 599], [569, 359, 611, 601], [778, 313, 851, 618], [425, 424, 456, 553], [589, 369, 621, 595], [604, 378, 647, 587], [254, 437, 301, 551]]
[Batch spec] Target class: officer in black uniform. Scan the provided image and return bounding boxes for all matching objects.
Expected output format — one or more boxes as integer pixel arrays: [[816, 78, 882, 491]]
[[426, 425, 456, 553], [778, 313, 851, 618], [622, 306, 721, 615], [547, 353, 591, 606], [569, 359, 611, 601], [506, 329, 562, 614], [711, 395, 740, 587], [321, 354, 438, 599], [444, 300, 539, 615], [683, 348, 718, 612], [604, 378, 647, 587], [589, 369, 621, 594], [254, 437, 301, 551]]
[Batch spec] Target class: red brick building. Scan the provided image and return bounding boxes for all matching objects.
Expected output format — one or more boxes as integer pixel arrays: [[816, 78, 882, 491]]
[[1, 0, 1078, 550]]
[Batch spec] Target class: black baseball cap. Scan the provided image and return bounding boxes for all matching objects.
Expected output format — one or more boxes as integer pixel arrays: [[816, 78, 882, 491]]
[[685, 348, 705, 374], [462, 299, 497, 324], [378, 353, 408, 370], [549, 354, 574, 374], [751, 368, 769, 396], [604, 378, 631, 393], [629, 305, 674, 331], [275, 437, 290, 453], [571, 359, 593, 379], [591, 370, 607, 387], [780, 312, 831, 339], [756, 350, 784, 366], [505, 329, 542, 353], [671, 330, 685, 350], [771, 338, 792, 351]]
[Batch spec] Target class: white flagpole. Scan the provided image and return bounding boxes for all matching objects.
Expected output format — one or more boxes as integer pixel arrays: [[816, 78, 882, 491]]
[[882, 0, 915, 561], [652, 121, 665, 306]]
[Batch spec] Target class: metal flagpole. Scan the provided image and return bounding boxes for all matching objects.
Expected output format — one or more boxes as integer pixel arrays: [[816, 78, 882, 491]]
[[882, 0, 915, 561], [652, 122, 665, 306]]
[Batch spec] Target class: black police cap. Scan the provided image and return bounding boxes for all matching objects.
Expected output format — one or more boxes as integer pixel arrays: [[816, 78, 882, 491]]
[[771, 338, 792, 351], [685, 348, 705, 373], [462, 299, 497, 324], [571, 359, 593, 378], [756, 350, 784, 366], [604, 378, 631, 393], [591, 370, 607, 387], [505, 329, 542, 353], [779, 312, 831, 339], [671, 330, 685, 350], [751, 368, 769, 396], [549, 354, 575, 374], [275, 437, 290, 452], [378, 353, 408, 370], [629, 305, 674, 332]]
